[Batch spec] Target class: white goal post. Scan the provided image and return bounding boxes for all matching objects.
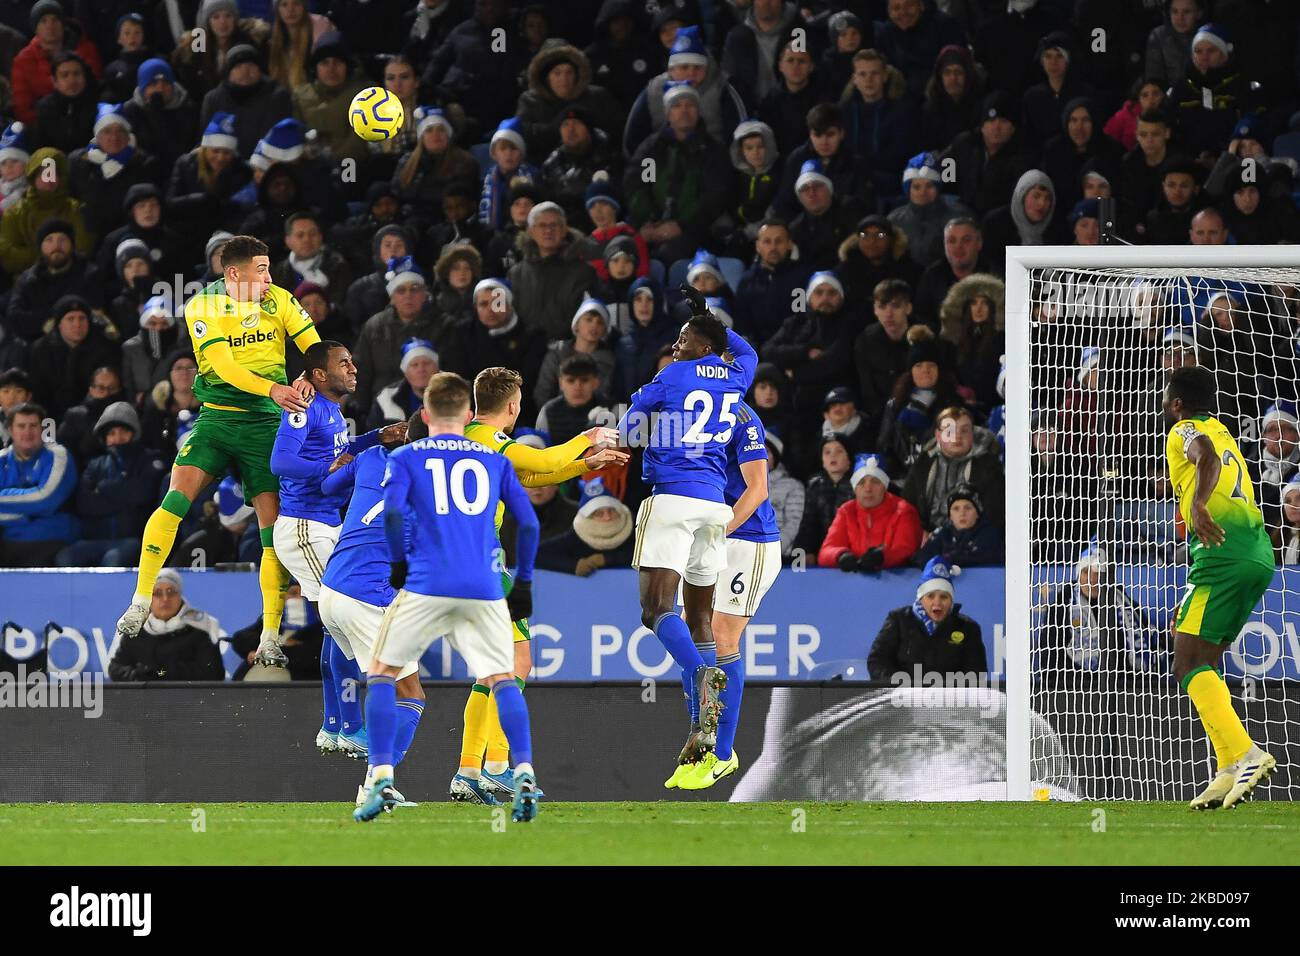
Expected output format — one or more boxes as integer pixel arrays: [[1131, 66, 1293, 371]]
[[1005, 245, 1300, 801]]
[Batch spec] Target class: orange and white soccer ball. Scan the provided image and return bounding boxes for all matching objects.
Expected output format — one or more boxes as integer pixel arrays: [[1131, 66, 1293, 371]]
[[349, 87, 404, 142]]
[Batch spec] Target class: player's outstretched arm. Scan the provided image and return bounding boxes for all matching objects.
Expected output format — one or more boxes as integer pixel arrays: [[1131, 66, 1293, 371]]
[[202, 340, 310, 412], [725, 328, 758, 392], [1185, 433, 1227, 547], [501, 430, 603, 475]]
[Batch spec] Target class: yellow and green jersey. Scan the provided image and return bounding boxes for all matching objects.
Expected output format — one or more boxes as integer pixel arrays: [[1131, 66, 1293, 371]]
[[464, 420, 592, 532], [1166, 415, 1273, 567], [185, 279, 317, 414]]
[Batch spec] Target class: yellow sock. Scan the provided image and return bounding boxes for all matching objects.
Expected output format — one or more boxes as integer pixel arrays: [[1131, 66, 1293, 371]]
[[485, 693, 510, 766], [259, 538, 290, 634], [1185, 667, 1254, 766], [134, 491, 190, 601], [459, 684, 491, 770]]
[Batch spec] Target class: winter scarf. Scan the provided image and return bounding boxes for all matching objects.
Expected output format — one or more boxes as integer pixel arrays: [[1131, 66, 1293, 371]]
[[288, 250, 329, 287], [1065, 586, 1146, 671], [86, 140, 136, 179], [574, 506, 633, 551]]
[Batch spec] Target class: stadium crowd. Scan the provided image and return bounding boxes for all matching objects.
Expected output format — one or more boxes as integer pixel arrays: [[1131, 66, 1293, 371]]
[[0, 0, 1299, 672]]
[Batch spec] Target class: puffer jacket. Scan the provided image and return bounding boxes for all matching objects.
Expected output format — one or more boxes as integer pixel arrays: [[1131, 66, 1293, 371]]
[[75, 402, 166, 540], [11, 30, 103, 125], [506, 227, 597, 343], [938, 273, 1005, 410], [817, 491, 923, 569], [834, 229, 919, 312], [515, 43, 623, 158], [867, 604, 986, 681]]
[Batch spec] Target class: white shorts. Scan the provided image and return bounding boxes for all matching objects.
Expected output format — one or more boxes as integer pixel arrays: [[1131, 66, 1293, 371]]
[[372, 589, 514, 679], [318, 585, 418, 680], [713, 539, 782, 618], [272, 516, 340, 601], [632, 493, 733, 586]]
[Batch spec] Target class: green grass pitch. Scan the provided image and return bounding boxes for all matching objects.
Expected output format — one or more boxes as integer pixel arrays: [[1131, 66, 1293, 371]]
[[3, 801, 1300, 865]]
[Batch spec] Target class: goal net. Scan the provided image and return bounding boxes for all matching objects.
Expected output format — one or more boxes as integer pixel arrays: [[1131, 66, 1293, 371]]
[[1005, 247, 1300, 801]]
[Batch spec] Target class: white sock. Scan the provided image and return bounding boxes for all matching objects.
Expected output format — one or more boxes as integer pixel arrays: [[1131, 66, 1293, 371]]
[[459, 766, 481, 780], [484, 760, 509, 775], [371, 763, 393, 781], [515, 761, 534, 778]]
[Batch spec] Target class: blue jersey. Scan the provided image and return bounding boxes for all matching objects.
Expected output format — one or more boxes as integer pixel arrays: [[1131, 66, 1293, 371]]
[[619, 328, 757, 503], [726, 403, 780, 544], [320, 446, 398, 607], [383, 435, 535, 600], [271, 395, 379, 524]]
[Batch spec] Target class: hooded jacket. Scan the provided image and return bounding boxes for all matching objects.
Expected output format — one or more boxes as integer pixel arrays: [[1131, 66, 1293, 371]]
[[870, 1, 967, 102], [939, 273, 1006, 408], [0, 149, 94, 275], [919, 45, 985, 151], [725, 120, 780, 237], [621, 58, 747, 157], [902, 425, 1005, 531], [615, 276, 674, 394], [75, 401, 166, 540], [431, 243, 480, 326], [506, 226, 597, 343], [980, 168, 1067, 275], [1040, 96, 1123, 212], [817, 491, 923, 569], [835, 228, 919, 312], [516, 43, 622, 159]]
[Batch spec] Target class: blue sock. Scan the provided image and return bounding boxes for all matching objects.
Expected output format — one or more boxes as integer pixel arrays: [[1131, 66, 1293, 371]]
[[394, 697, 424, 765], [492, 681, 533, 767], [716, 653, 745, 760], [365, 675, 397, 768], [654, 612, 705, 683], [680, 641, 716, 724], [319, 639, 339, 733], [330, 639, 363, 734]]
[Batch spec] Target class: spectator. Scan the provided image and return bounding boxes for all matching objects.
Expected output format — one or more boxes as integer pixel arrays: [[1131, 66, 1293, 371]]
[[1140, 156, 1204, 245], [918, 44, 984, 153], [56, 400, 164, 566], [732, 218, 808, 345], [540, 106, 620, 230], [27, 295, 120, 420], [624, 80, 730, 265], [267, 0, 337, 91], [498, 441, 581, 565], [330, 181, 403, 276], [439, 278, 547, 420], [939, 273, 1005, 412], [818, 452, 922, 572], [788, 160, 860, 271], [536, 353, 606, 445], [839, 49, 914, 200], [763, 432, 804, 558], [420, 0, 522, 138], [911, 484, 1004, 568], [620, 25, 746, 157], [854, 277, 915, 433], [351, 257, 444, 414], [583, 0, 661, 109], [391, 106, 480, 224], [820, 10, 864, 97], [0, 148, 94, 277], [1041, 98, 1123, 214], [8, 217, 102, 342], [792, 432, 854, 557], [55, 364, 125, 466], [367, 337, 439, 430], [902, 405, 1005, 531], [198, 45, 293, 161], [430, 244, 481, 327], [1040, 543, 1159, 673], [537, 476, 634, 576], [139, 350, 200, 464], [507, 201, 596, 343], [292, 279, 349, 348], [164, 112, 253, 246], [291, 32, 368, 167], [1020, 31, 1092, 147], [1119, 111, 1174, 239], [681, 249, 733, 310], [478, 117, 541, 231], [67, 104, 163, 239], [591, 235, 641, 332], [835, 214, 918, 313], [11, 0, 103, 125], [106, 568, 224, 681], [971, 0, 1060, 99], [420, 180, 493, 264], [98, 14, 149, 103], [122, 58, 200, 175], [1145, 0, 1202, 90], [756, 37, 822, 162], [98, 184, 190, 292], [1168, 23, 1256, 162], [535, 297, 616, 408], [871, 0, 966, 103], [1250, 401, 1300, 541], [1217, 164, 1299, 246], [1274, 476, 1300, 566], [270, 211, 352, 306], [340, 224, 413, 334], [173, 1, 270, 102], [877, 325, 964, 479], [516, 43, 621, 160], [773, 103, 873, 221], [120, 296, 182, 406], [1102, 76, 1167, 153], [941, 91, 1033, 218], [981, 169, 1067, 277], [888, 151, 972, 271], [721, 0, 803, 111], [867, 556, 987, 682], [1069, 198, 1102, 246], [0, 369, 33, 447], [0, 121, 31, 215], [913, 217, 991, 330], [0, 401, 78, 566], [236, 162, 309, 261], [583, 174, 649, 285], [717, 119, 781, 259], [32, 51, 98, 156], [762, 272, 860, 421], [615, 277, 674, 396]]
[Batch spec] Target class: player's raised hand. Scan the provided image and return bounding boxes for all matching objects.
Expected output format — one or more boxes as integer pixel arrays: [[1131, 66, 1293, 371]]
[[270, 382, 311, 412], [583, 426, 620, 449], [328, 452, 354, 474], [379, 421, 408, 446], [585, 446, 630, 469], [1191, 502, 1226, 548], [680, 283, 708, 316]]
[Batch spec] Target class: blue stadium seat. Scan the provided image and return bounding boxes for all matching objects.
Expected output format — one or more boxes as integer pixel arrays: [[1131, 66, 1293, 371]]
[[1273, 131, 1300, 165], [470, 142, 492, 177], [717, 256, 745, 290], [805, 659, 872, 680]]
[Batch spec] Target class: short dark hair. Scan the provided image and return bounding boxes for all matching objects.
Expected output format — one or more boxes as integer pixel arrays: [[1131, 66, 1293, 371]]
[[757, 216, 789, 236], [807, 103, 844, 134], [406, 408, 428, 441], [219, 235, 269, 269], [1160, 156, 1200, 182], [874, 278, 912, 304], [6, 401, 45, 427], [302, 340, 345, 380], [0, 367, 33, 391], [473, 366, 523, 413], [1137, 109, 1168, 127], [687, 312, 728, 356], [284, 211, 319, 235], [559, 353, 599, 380], [1166, 365, 1217, 413], [423, 371, 473, 419]]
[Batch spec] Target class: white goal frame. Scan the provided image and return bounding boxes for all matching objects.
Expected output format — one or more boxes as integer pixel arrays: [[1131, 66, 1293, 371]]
[[1004, 245, 1300, 800]]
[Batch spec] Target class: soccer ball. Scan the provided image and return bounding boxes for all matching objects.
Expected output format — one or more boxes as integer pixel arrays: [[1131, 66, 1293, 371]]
[[349, 87, 404, 142]]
